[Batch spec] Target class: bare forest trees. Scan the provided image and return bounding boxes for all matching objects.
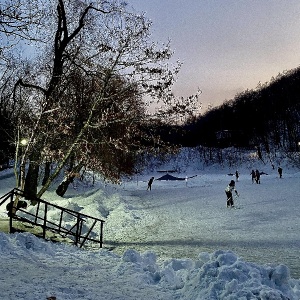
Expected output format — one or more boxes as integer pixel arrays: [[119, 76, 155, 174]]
[[183, 67, 300, 166], [0, 0, 43, 39], [3, 0, 199, 198]]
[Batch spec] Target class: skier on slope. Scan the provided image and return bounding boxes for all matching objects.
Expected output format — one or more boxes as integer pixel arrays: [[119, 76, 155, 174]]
[[225, 180, 239, 208]]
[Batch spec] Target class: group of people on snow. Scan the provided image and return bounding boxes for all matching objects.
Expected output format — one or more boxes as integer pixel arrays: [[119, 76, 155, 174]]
[[225, 166, 283, 208], [250, 169, 261, 184], [146, 165, 284, 210]]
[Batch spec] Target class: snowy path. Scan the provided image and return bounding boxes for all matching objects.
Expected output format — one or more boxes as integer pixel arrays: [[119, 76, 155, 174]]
[[105, 172, 300, 278]]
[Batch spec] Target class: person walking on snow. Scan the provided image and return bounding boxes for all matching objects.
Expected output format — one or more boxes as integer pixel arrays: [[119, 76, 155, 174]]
[[251, 170, 256, 183], [147, 177, 154, 191], [255, 169, 260, 184], [235, 170, 239, 182], [225, 180, 239, 208], [278, 167, 283, 178]]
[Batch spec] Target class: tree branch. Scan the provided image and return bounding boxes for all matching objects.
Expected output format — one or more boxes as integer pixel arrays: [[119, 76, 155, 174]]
[[14, 78, 47, 95]]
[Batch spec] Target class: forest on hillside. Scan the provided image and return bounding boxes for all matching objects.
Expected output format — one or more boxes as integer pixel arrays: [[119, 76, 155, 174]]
[[167, 67, 300, 155]]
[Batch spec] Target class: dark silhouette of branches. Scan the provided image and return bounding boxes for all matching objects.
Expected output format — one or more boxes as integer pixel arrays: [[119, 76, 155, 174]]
[[182, 67, 300, 154]]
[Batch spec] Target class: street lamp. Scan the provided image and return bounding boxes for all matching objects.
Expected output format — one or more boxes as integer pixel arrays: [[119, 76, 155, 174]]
[[18, 138, 28, 188], [20, 138, 28, 147], [12, 137, 29, 216]]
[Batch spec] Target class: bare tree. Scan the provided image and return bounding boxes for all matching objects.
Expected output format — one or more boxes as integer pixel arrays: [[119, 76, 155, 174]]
[[11, 0, 199, 199], [0, 0, 48, 76]]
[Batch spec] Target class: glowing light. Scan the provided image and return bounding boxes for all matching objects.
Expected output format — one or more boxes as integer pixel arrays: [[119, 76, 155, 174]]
[[20, 139, 28, 146]]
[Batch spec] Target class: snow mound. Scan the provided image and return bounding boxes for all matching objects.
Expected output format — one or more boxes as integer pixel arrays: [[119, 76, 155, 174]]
[[181, 250, 298, 300], [0, 232, 299, 299]]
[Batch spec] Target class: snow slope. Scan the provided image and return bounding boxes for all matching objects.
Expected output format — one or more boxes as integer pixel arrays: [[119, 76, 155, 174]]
[[0, 149, 299, 299]]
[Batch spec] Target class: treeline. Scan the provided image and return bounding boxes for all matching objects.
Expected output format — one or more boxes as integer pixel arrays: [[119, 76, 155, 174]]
[[166, 67, 300, 153]]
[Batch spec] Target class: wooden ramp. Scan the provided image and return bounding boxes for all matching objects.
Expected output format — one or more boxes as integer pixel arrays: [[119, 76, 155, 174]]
[[0, 189, 105, 248]]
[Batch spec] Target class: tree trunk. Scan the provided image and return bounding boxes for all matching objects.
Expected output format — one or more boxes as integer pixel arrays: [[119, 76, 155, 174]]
[[56, 176, 74, 197], [24, 157, 39, 201], [42, 161, 51, 186], [56, 163, 82, 197]]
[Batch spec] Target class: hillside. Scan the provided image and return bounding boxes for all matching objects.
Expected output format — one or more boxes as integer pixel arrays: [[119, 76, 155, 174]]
[[181, 67, 300, 151]]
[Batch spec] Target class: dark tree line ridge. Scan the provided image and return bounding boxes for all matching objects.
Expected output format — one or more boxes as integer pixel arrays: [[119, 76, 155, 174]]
[[180, 67, 300, 156]]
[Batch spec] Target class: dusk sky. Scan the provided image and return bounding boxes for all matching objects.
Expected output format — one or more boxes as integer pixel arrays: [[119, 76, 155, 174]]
[[128, 0, 300, 112]]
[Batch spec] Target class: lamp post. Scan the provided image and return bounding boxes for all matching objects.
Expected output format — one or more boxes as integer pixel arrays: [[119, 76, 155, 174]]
[[11, 137, 28, 217], [18, 138, 28, 189], [20, 138, 28, 147]]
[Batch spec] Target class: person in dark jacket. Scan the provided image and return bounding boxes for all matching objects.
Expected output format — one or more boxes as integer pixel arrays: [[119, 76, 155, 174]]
[[251, 170, 256, 183], [255, 169, 260, 184], [225, 180, 239, 208], [235, 170, 239, 182], [278, 167, 283, 178], [147, 177, 154, 191]]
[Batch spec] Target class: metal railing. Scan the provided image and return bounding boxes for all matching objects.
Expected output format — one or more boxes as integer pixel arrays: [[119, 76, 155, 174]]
[[0, 189, 105, 248]]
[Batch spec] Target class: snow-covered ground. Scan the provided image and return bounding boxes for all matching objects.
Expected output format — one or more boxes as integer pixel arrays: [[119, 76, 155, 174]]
[[0, 149, 300, 299]]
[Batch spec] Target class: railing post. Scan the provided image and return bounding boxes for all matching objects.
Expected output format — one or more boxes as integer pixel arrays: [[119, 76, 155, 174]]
[[75, 214, 81, 246], [9, 193, 13, 233], [59, 210, 63, 230], [79, 220, 95, 248], [43, 203, 48, 239], [100, 221, 104, 248], [35, 202, 40, 223]]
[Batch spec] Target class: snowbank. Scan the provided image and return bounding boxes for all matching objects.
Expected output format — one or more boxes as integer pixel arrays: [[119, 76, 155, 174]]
[[0, 232, 299, 299]]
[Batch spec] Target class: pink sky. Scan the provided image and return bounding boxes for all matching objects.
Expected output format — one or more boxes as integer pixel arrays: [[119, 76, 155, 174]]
[[128, 0, 300, 112]]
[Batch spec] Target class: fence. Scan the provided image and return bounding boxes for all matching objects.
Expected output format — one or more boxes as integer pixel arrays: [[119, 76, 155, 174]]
[[0, 188, 105, 248]]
